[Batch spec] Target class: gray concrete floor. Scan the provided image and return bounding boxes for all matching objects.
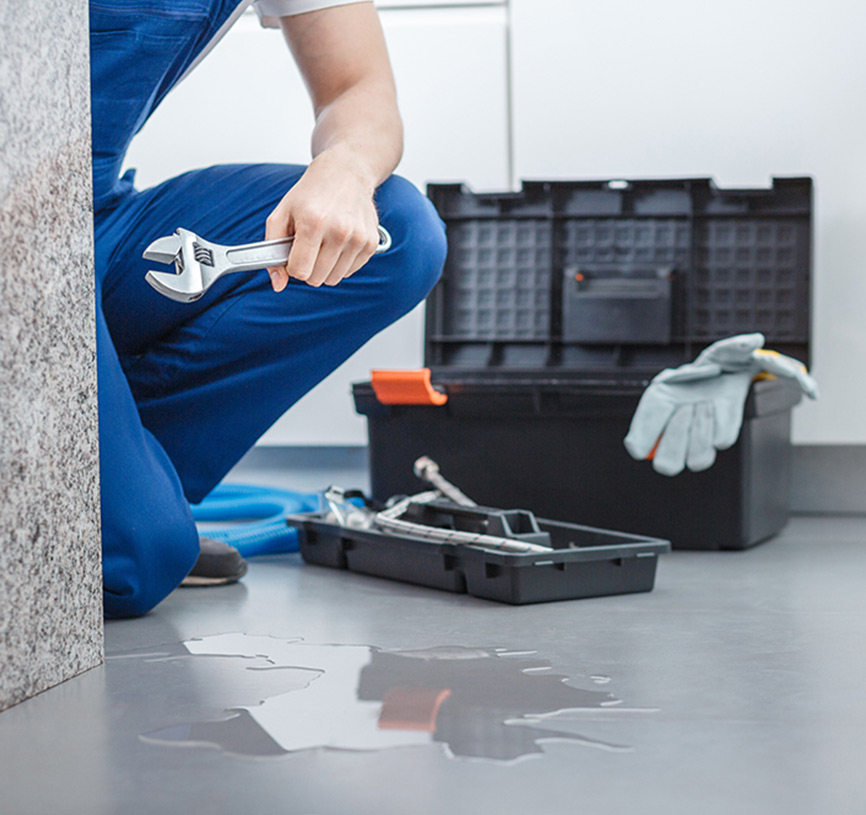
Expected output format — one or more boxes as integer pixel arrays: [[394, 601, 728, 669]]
[[2, 513, 865, 815]]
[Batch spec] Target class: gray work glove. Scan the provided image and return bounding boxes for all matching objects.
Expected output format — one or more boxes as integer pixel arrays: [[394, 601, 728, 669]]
[[624, 333, 818, 476]]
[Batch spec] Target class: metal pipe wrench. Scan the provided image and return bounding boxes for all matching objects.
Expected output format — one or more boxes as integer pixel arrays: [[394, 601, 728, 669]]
[[143, 225, 392, 303]]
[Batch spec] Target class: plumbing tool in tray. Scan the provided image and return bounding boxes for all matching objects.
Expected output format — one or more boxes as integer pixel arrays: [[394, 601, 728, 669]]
[[286, 457, 670, 604]]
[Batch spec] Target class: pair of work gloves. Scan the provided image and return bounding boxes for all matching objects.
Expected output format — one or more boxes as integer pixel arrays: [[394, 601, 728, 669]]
[[624, 333, 819, 476]]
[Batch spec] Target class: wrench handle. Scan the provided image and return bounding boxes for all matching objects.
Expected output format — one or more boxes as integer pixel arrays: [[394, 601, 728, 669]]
[[223, 225, 392, 272], [224, 238, 294, 271]]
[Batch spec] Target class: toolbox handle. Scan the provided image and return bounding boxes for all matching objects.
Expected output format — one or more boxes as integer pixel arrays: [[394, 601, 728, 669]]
[[371, 369, 448, 406]]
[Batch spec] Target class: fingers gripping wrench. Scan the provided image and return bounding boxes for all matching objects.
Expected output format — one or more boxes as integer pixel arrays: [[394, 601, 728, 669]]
[[142, 225, 392, 303]]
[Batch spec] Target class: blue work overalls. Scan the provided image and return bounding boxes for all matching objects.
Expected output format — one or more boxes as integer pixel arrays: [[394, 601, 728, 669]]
[[90, 0, 447, 617]]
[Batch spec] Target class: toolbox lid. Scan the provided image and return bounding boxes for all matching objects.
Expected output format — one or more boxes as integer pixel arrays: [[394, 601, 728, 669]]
[[423, 176, 812, 381]]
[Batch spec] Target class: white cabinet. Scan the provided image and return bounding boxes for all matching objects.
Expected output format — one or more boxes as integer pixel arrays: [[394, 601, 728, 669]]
[[127, 2, 866, 446], [123, 4, 510, 445], [509, 0, 866, 444]]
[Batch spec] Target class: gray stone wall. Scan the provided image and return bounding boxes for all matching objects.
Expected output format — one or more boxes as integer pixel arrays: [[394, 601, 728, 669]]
[[0, 0, 103, 709]]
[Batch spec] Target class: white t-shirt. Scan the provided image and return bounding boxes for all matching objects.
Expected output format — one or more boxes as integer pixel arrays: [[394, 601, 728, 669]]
[[179, 0, 368, 83], [253, 0, 367, 26]]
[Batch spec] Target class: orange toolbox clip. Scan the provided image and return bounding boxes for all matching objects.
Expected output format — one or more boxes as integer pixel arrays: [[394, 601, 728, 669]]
[[370, 369, 448, 406]]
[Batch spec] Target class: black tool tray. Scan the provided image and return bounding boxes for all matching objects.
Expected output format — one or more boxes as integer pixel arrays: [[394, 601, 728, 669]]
[[287, 500, 670, 605]]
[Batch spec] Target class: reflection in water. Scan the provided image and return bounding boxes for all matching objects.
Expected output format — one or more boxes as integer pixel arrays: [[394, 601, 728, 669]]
[[130, 634, 648, 763]]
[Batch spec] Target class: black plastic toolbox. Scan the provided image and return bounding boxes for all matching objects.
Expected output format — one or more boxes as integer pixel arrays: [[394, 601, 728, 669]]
[[289, 504, 670, 604], [354, 177, 812, 551]]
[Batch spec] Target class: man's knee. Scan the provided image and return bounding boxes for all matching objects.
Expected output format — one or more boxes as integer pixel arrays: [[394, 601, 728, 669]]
[[102, 505, 199, 618], [375, 175, 447, 317]]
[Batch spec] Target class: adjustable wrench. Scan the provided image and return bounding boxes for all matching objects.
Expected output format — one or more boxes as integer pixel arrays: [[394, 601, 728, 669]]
[[143, 225, 392, 303]]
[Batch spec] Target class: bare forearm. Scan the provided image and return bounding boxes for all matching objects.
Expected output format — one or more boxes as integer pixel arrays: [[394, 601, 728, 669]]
[[310, 79, 403, 192], [265, 2, 403, 290]]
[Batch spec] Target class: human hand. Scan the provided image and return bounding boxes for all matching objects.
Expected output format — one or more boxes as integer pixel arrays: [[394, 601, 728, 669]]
[[264, 150, 383, 291], [623, 333, 818, 476]]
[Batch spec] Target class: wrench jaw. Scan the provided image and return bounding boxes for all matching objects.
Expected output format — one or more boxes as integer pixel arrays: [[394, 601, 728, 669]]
[[141, 234, 182, 266], [144, 269, 207, 303], [143, 228, 209, 303]]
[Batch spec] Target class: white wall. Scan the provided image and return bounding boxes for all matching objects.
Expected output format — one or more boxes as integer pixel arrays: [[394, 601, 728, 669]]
[[509, 0, 866, 444], [125, 0, 865, 446], [124, 2, 510, 445]]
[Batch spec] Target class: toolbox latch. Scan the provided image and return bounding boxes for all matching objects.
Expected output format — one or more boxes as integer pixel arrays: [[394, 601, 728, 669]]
[[371, 369, 448, 406]]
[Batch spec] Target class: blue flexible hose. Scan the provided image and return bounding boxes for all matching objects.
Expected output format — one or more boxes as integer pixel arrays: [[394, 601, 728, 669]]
[[190, 483, 322, 558]]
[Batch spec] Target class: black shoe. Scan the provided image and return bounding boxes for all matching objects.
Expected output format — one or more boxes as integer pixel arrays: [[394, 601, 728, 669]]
[[181, 538, 248, 587]]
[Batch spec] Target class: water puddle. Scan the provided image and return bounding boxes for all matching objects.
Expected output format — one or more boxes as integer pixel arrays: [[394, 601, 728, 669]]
[[114, 634, 654, 763]]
